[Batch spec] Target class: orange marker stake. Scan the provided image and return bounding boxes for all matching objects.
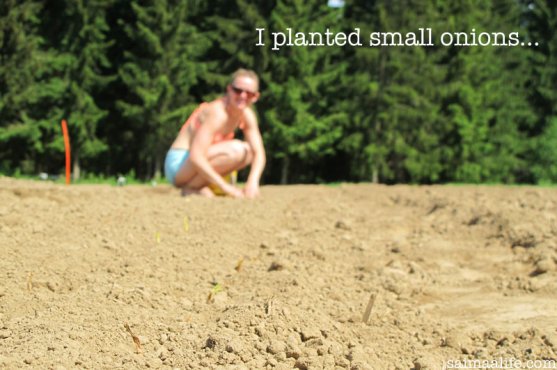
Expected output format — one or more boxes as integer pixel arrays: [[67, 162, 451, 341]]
[[61, 119, 71, 185]]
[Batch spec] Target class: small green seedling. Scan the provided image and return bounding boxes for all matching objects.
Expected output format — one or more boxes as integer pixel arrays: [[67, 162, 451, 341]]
[[207, 283, 223, 303], [183, 217, 190, 232]]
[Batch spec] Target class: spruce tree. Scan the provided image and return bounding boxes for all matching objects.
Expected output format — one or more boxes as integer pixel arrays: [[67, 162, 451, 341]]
[[114, 0, 208, 179], [260, 0, 347, 183], [343, 0, 445, 183], [524, 0, 557, 183], [0, 0, 45, 174], [196, 0, 274, 90], [438, 0, 535, 183], [39, 0, 113, 179]]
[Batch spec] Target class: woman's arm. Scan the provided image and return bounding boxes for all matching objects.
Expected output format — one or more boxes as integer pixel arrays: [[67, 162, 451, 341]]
[[189, 106, 243, 197], [242, 108, 266, 198]]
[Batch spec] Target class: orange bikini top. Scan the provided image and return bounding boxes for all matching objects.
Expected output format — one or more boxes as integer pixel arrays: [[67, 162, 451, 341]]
[[180, 101, 244, 143]]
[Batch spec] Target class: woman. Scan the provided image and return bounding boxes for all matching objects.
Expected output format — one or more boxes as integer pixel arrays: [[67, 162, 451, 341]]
[[164, 69, 266, 198]]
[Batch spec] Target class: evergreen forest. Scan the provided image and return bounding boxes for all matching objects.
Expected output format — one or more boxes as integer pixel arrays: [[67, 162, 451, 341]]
[[1, 0, 556, 184]]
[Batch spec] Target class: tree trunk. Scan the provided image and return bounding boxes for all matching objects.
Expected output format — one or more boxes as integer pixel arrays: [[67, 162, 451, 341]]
[[154, 153, 162, 180], [280, 156, 290, 184], [72, 148, 80, 181], [369, 48, 386, 185], [372, 165, 379, 184], [144, 157, 152, 180]]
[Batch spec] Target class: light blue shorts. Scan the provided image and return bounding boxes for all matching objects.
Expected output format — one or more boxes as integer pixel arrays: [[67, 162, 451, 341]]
[[164, 149, 189, 186]]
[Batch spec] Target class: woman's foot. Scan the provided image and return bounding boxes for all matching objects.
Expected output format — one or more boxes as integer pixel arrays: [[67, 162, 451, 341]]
[[180, 186, 215, 198]]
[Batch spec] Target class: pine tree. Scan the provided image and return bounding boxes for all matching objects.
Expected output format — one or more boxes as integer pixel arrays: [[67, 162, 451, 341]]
[[0, 0, 45, 174], [524, 0, 557, 183], [343, 0, 445, 183], [196, 0, 274, 90], [438, 0, 535, 183], [259, 0, 347, 183], [40, 0, 113, 179], [114, 0, 208, 179]]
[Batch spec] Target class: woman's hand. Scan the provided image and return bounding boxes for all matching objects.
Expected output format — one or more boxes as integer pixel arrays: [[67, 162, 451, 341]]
[[243, 182, 260, 199], [221, 183, 244, 198]]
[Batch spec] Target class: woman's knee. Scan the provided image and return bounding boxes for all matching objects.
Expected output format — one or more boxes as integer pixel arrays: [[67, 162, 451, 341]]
[[229, 140, 253, 164]]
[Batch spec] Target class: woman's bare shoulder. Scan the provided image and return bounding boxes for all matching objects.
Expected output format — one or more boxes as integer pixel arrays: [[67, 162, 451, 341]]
[[200, 98, 227, 125], [242, 107, 258, 127]]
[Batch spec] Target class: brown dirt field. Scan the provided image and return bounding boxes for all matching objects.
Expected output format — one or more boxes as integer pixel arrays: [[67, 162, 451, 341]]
[[1, 177, 556, 369]]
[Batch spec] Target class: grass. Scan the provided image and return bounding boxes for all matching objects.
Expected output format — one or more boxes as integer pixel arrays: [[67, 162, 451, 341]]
[[444, 182, 557, 188], [1, 171, 169, 186], [2, 171, 554, 188]]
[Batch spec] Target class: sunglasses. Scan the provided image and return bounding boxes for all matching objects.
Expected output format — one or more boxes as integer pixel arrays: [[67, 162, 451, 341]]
[[230, 85, 258, 99]]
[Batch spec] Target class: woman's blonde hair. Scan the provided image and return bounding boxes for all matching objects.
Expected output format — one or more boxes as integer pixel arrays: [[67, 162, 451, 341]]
[[230, 68, 259, 91]]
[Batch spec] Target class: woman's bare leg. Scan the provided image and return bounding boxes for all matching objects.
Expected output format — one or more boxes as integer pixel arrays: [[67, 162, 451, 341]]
[[174, 140, 253, 194], [180, 186, 215, 197]]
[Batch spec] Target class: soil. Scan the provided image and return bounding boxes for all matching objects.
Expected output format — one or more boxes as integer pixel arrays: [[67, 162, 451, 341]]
[[1, 177, 556, 369]]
